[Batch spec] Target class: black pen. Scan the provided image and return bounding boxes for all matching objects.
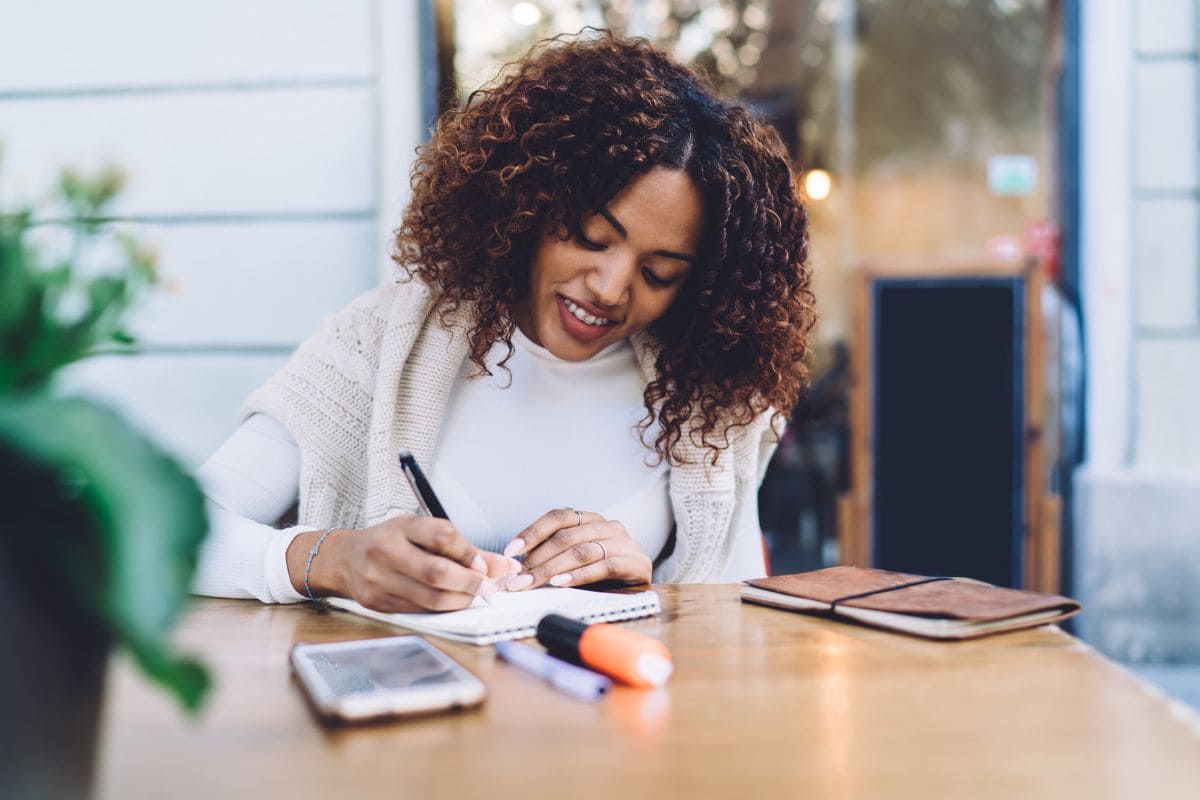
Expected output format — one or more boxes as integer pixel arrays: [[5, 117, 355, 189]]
[[398, 448, 449, 519], [398, 449, 493, 604]]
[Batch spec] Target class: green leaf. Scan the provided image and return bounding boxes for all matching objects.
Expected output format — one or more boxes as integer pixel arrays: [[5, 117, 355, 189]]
[[1, 156, 204, 711], [129, 649, 211, 712], [0, 391, 211, 710]]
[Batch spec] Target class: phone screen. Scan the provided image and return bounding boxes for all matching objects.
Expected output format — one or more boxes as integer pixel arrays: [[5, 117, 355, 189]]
[[301, 639, 465, 698]]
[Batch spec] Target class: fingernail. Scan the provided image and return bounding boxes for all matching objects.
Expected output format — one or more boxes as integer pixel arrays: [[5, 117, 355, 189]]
[[478, 578, 499, 599], [549, 573, 572, 587], [503, 538, 525, 558], [504, 573, 533, 591], [507, 557, 522, 575], [471, 554, 488, 574]]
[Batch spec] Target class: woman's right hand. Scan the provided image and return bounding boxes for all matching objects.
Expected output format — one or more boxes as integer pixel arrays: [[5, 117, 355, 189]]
[[288, 515, 515, 612]]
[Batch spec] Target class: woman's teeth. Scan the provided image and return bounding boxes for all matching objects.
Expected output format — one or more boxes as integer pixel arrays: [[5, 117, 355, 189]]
[[563, 297, 614, 327]]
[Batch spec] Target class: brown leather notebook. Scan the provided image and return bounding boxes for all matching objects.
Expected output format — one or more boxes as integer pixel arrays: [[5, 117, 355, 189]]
[[741, 566, 1081, 640]]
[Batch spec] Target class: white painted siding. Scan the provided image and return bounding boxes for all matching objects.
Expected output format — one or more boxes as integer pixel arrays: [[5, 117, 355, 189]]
[[1136, 339, 1200, 468], [1088, 0, 1200, 471], [1135, 198, 1200, 329], [1130, 5, 1200, 470], [0, 88, 377, 217], [0, 0, 373, 92], [1135, 0, 1198, 55], [1079, 0, 1200, 664], [1133, 61, 1198, 192], [59, 354, 290, 465], [127, 220, 379, 346], [2, 1, 425, 467]]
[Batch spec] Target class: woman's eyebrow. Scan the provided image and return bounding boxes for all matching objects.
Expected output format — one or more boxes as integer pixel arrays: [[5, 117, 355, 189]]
[[598, 208, 696, 264], [598, 207, 628, 238]]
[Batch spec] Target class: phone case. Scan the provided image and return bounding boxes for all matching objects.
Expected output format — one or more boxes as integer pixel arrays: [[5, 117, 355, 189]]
[[290, 636, 487, 724]]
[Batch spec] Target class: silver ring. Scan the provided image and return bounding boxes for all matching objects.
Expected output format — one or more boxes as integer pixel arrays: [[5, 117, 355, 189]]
[[594, 540, 608, 561], [576, 509, 584, 528]]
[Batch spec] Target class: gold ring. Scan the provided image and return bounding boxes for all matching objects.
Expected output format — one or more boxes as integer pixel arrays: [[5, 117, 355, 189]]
[[594, 540, 608, 561], [575, 509, 584, 527]]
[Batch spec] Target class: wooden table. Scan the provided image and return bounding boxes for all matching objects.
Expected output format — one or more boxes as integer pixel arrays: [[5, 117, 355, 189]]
[[96, 585, 1200, 799]]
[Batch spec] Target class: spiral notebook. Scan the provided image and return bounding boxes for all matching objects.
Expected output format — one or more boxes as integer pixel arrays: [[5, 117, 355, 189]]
[[326, 587, 661, 645]]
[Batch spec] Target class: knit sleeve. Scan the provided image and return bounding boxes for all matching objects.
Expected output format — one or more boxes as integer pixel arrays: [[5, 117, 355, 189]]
[[239, 280, 431, 528], [718, 410, 784, 581]]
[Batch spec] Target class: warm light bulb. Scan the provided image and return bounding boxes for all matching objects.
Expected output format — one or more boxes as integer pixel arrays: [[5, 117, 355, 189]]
[[803, 169, 832, 200], [511, 2, 542, 26]]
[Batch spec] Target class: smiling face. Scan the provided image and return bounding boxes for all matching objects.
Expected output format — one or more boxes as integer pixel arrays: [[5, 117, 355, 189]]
[[515, 167, 704, 361]]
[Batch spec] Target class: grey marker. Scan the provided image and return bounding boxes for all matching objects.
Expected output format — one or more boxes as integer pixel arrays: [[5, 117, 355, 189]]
[[494, 640, 612, 701]]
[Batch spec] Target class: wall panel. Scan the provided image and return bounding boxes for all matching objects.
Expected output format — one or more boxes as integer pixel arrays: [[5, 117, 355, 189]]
[[0, 87, 376, 217], [62, 354, 289, 467], [126, 220, 379, 346], [0, 0, 373, 92]]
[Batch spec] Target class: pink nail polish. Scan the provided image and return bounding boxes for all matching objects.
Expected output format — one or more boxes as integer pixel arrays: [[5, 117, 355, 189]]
[[503, 539, 526, 558], [505, 573, 533, 591], [549, 573, 572, 587], [507, 557, 522, 575], [471, 554, 488, 574], [478, 578, 499, 599]]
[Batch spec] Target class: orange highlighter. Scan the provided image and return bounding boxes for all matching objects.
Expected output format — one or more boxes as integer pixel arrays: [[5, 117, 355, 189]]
[[536, 614, 672, 688]]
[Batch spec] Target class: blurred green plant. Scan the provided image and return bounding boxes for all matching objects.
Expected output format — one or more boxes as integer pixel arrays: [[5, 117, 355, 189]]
[[0, 158, 210, 710]]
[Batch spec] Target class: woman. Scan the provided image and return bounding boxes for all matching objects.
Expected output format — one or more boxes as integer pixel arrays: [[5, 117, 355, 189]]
[[193, 32, 814, 612]]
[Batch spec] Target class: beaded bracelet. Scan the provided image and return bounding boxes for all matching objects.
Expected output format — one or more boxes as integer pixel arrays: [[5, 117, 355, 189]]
[[304, 527, 335, 602]]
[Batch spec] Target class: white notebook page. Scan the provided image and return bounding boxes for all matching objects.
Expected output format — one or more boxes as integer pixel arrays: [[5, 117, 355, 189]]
[[326, 587, 661, 645]]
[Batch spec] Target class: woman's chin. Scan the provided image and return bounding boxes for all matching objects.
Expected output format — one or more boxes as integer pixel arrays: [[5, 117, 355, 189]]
[[542, 332, 606, 361]]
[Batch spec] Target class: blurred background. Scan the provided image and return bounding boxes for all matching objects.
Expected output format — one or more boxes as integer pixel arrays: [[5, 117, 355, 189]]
[[0, 1, 1196, 707]]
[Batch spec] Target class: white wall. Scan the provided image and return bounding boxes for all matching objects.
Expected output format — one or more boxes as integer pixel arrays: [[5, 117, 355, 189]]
[[0, 0, 425, 466], [1077, 0, 1200, 662], [1130, 0, 1200, 469]]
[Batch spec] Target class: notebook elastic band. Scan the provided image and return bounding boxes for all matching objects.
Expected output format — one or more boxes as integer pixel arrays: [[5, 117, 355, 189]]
[[830, 576, 954, 610]]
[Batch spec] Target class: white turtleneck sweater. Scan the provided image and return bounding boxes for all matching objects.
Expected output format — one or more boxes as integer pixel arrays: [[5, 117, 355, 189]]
[[192, 328, 680, 603]]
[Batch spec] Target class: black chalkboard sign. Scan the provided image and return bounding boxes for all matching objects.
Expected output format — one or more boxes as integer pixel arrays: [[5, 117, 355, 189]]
[[871, 277, 1025, 588]]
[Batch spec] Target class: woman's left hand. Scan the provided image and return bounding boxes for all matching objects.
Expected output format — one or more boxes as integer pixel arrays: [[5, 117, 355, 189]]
[[501, 508, 652, 590]]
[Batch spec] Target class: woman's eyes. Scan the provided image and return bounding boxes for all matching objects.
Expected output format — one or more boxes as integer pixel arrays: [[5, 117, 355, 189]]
[[641, 267, 673, 288], [575, 232, 607, 251], [574, 232, 675, 288]]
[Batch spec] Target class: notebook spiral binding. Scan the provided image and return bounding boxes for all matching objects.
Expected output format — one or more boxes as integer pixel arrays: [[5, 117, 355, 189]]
[[487, 596, 661, 638]]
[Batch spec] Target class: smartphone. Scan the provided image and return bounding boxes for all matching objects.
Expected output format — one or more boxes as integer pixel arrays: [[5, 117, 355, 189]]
[[291, 635, 487, 723]]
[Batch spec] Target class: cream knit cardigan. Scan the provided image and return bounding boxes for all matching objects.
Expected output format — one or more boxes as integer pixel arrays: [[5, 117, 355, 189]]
[[242, 278, 780, 582]]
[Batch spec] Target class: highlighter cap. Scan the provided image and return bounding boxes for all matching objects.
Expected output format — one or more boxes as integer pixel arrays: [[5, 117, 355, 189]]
[[537, 614, 589, 659]]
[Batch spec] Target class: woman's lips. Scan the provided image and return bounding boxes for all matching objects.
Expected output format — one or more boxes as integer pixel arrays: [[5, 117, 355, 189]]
[[563, 294, 614, 320], [556, 294, 615, 343]]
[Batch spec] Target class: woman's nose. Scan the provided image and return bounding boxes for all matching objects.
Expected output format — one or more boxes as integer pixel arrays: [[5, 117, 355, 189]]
[[586, 251, 634, 308]]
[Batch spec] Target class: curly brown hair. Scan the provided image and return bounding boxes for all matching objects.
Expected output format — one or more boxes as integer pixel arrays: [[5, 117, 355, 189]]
[[395, 31, 814, 465]]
